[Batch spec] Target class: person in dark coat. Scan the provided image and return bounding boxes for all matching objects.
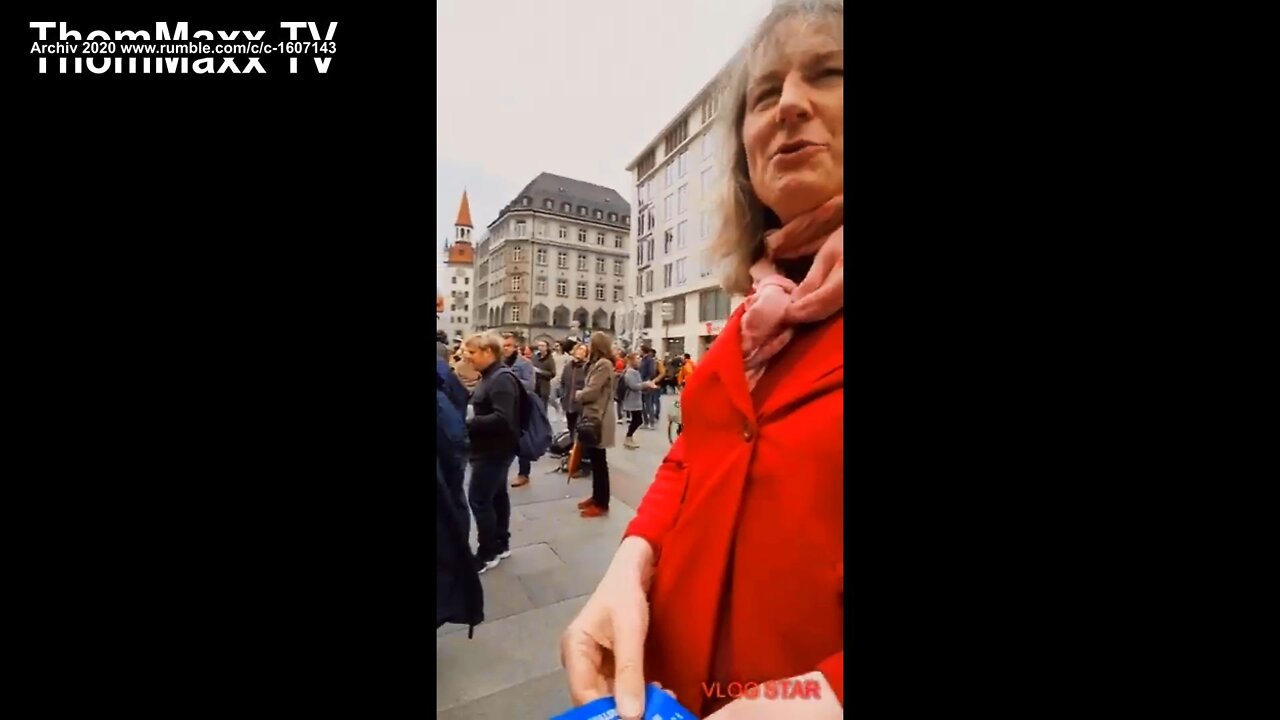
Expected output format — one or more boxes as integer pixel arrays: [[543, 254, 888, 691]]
[[437, 331, 452, 363], [500, 333, 537, 488], [531, 340, 557, 405], [437, 357, 470, 518], [465, 332, 522, 573], [557, 342, 589, 441], [639, 346, 659, 429], [437, 458, 483, 637]]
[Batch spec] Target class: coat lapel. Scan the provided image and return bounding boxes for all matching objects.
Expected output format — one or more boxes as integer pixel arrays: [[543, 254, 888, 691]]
[[754, 311, 844, 420], [704, 304, 757, 423]]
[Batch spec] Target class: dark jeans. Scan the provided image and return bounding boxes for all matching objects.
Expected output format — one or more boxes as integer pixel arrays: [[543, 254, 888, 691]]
[[566, 411, 579, 442], [626, 410, 644, 438], [468, 455, 514, 560], [642, 389, 660, 425], [518, 455, 531, 477], [588, 446, 609, 509]]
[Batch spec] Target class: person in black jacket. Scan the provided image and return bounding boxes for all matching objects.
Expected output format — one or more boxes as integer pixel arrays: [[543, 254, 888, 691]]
[[463, 332, 522, 573], [437, 458, 483, 636]]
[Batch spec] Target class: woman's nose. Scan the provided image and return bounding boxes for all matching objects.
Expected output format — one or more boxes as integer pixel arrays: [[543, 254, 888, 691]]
[[776, 72, 814, 126]]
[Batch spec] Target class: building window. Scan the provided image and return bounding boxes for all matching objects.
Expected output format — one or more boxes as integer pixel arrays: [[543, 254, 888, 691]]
[[562, 202, 571, 213], [595, 257, 606, 274], [663, 263, 673, 288], [576, 281, 587, 299], [578, 206, 588, 216], [677, 151, 687, 178], [608, 212, 617, 222], [536, 248, 548, 265], [578, 228, 587, 243], [636, 274, 643, 296], [699, 289, 732, 321], [675, 258, 686, 285], [559, 225, 568, 239], [594, 209, 602, 219], [702, 167, 714, 194], [665, 116, 689, 156], [678, 185, 688, 213], [557, 251, 568, 269], [613, 259, 624, 275], [511, 305, 522, 321], [536, 278, 547, 294], [451, 277, 456, 284], [557, 279, 568, 297], [613, 287, 622, 302], [512, 246, 523, 262], [645, 270, 654, 292], [677, 221, 687, 249], [577, 254, 588, 271], [636, 150, 655, 178], [511, 276, 522, 292], [544, 199, 554, 209], [595, 285, 605, 300], [522, 197, 531, 206], [702, 91, 719, 124], [465, 277, 470, 285], [596, 232, 605, 246], [647, 209, 655, 229], [614, 234, 624, 249], [664, 230, 674, 255], [644, 302, 653, 328], [670, 297, 686, 324], [637, 213, 646, 234], [623, 215, 630, 226], [515, 221, 527, 236], [664, 194, 673, 220], [665, 163, 675, 187]]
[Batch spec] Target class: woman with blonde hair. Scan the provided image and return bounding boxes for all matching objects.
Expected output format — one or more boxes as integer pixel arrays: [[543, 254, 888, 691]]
[[573, 331, 619, 518], [561, 1, 845, 717]]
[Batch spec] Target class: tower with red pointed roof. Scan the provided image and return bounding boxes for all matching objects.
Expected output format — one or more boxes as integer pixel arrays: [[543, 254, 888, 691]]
[[440, 190, 476, 341]]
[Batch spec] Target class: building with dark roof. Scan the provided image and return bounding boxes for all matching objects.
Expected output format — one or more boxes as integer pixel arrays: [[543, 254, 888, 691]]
[[473, 173, 632, 346]]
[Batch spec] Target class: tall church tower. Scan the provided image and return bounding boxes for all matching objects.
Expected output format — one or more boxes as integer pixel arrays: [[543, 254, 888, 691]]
[[440, 190, 476, 341]]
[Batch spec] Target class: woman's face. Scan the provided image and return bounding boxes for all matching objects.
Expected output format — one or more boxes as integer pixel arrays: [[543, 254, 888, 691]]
[[573, 345, 588, 361], [742, 17, 843, 224]]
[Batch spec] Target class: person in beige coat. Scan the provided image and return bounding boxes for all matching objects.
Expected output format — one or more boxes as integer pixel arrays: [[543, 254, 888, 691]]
[[574, 331, 617, 517]]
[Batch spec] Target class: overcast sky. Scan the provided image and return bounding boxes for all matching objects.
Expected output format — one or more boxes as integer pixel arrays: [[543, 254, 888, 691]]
[[435, 0, 774, 289]]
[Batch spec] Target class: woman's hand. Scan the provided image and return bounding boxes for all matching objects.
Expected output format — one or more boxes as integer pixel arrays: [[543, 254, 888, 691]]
[[561, 537, 656, 720], [704, 671, 841, 719]]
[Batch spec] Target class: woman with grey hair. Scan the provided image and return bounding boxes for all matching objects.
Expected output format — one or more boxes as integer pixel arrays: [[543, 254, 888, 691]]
[[560, 1, 845, 718]]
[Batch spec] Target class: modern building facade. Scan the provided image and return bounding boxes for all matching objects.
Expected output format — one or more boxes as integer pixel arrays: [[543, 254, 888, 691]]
[[473, 172, 631, 348], [624, 72, 744, 361], [439, 191, 476, 342]]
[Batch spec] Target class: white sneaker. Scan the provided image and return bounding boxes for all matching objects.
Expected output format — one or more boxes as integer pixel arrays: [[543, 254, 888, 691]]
[[477, 556, 501, 574], [497, 549, 512, 559]]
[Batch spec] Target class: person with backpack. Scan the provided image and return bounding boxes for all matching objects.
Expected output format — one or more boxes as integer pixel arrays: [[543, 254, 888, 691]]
[[463, 332, 521, 573], [574, 332, 618, 518], [501, 333, 538, 488]]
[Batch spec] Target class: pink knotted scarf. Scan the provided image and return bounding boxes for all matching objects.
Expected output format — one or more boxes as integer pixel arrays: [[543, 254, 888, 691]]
[[740, 194, 844, 388]]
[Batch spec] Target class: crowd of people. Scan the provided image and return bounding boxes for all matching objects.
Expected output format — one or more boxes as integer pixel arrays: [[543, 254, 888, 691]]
[[435, 329, 695, 566]]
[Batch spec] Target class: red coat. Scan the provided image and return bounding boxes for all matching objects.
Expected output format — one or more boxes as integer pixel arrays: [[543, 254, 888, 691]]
[[625, 304, 844, 717]]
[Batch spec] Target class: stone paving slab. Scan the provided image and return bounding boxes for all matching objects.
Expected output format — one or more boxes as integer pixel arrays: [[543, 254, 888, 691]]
[[436, 670, 572, 720], [436, 595, 588, 713]]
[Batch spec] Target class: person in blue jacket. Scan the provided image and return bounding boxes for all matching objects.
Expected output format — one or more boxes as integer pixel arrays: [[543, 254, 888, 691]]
[[437, 356, 469, 533], [499, 333, 537, 487]]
